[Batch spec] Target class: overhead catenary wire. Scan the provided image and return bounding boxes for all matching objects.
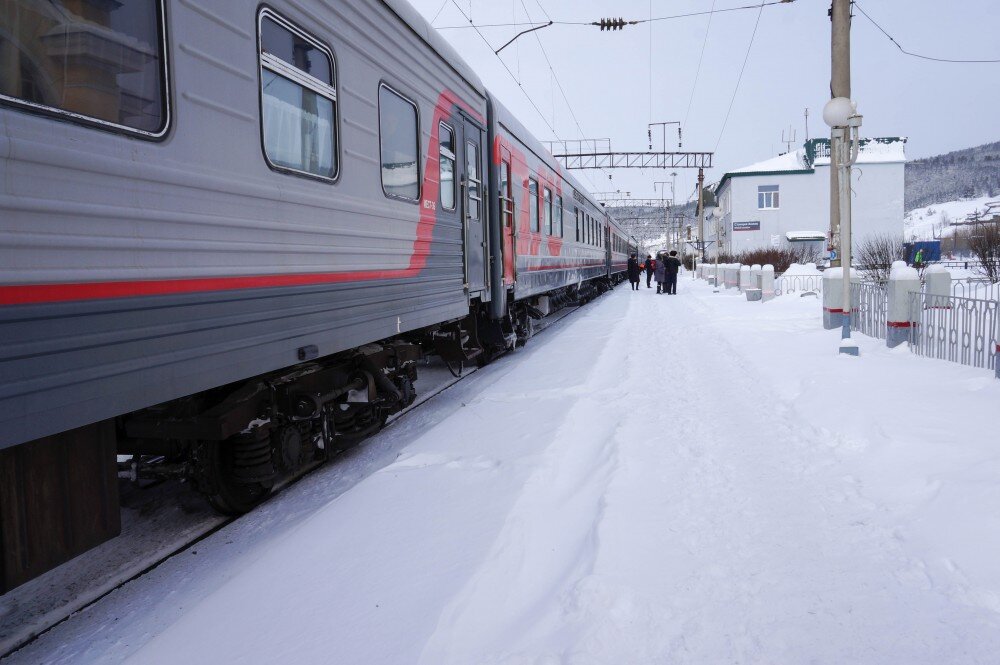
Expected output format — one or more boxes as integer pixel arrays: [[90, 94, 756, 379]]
[[683, 0, 717, 131], [713, 0, 766, 153], [445, 0, 602, 190], [520, 0, 606, 188], [854, 2, 1000, 64], [436, 0, 794, 30]]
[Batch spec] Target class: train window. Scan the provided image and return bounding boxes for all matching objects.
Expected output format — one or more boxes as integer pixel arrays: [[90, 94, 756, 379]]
[[543, 188, 552, 235], [466, 140, 481, 221], [439, 123, 456, 210], [378, 84, 419, 201], [0, 0, 168, 137], [260, 11, 337, 180], [576, 210, 581, 242], [500, 160, 512, 226], [555, 196, 564, 237], [529, 178, 539, 232]]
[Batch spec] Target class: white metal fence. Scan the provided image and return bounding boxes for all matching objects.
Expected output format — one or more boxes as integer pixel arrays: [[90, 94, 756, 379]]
[[908, 291, 1000, 372], [850, 282, 888, 340]]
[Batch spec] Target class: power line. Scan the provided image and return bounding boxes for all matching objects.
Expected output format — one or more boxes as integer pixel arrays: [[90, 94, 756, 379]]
[[683, 0, 717, 131], [430, 0, 450, 25], [714, 1, 765, 153], [854, 2, 1000, 64], [446, 1, 601, 190], [519, 0, 605, 188], [437, 0, 794, 30]]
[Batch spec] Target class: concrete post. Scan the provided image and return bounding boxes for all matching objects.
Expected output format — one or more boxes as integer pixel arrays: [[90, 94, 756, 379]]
[[886, 261, 921, 348], [822, 267, 847, 329], [750, 264, 762, 290], [924, 264, 951, 309], [738, 265, 752, 292], [761, 264, 775, 302], [725, 264, 737, 289]]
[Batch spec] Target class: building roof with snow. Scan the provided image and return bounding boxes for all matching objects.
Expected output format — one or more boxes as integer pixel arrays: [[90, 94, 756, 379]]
[[716, 137, 907, 194]]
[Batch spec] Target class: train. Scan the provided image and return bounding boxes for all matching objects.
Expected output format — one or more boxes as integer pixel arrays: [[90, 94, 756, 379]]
[[0, 0, 637, 592]]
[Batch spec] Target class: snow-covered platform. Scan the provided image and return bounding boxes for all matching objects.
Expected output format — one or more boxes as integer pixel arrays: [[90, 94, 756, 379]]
[[6, 280, 1000, 664]]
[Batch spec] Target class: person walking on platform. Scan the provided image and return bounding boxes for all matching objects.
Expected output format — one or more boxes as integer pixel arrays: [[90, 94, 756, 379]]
[[654, 254, 667, 294], [644, 254, 655, 288], [627, 254, 641, 291], [663, 250, 682, 295]]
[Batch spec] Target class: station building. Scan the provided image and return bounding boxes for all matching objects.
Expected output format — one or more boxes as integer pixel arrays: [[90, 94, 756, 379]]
[[713, 137, 907, 259]]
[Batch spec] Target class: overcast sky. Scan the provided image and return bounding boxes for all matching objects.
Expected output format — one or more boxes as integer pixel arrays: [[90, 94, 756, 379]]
[[409, 0, 1000, 202]]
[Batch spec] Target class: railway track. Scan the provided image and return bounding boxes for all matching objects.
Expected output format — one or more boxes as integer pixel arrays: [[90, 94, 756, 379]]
[[0, 304, 584, 660]]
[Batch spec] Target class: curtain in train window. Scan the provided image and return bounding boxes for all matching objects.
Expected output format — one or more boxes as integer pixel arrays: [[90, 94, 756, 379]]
[[260, 12, 337, 179], [379, 85, 419, 200], [555, 196, 563, 237], [0, 0, 167, 134]]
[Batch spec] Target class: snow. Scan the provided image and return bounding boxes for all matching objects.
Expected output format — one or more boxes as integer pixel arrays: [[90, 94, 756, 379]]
[[903, 196, 998, 242], [6, 281, 1000, 664], [730, 149, 806, 174], [781, 262, 822, 276]]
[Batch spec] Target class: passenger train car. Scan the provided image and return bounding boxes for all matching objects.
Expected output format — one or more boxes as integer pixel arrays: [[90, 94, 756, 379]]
[[0, 0, 636, 591]]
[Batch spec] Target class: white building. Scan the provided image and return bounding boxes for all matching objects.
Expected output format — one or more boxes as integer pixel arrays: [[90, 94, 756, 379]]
[[713, 137, 906, 259]]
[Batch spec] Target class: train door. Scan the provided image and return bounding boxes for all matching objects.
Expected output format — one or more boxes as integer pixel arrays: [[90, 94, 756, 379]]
[[462, 118, 488, 296], [499, 148, 516, 286]]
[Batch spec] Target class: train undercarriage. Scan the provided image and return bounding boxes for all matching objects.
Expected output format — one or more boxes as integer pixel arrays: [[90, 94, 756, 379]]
[[0, 278, 619, 592]]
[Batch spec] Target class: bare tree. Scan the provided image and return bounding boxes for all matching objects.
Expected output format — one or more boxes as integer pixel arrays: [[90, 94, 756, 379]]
[[855, 233, 905, 283], [969, 221, 1000, 283]]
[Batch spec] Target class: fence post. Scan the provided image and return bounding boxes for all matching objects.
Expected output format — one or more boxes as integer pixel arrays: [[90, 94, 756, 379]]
[[739, 265, 752, 292], [822, 267, 847, 329], [761, 264, 775, 302], [924, 264, 951, 308], [886, 261, 921, 348], [750, 264, 762, 291]]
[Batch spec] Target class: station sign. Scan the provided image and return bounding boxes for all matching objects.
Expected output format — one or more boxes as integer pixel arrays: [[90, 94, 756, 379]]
[[733, 221, 761, 232]]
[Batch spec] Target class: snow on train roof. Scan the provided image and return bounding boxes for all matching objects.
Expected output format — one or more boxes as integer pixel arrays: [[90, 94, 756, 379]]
[[383, 0, 485, 94]]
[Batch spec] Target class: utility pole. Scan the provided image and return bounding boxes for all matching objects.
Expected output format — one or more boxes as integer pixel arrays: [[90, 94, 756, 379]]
[[695, 168, 705, 279], [829, 0, 851, 267]]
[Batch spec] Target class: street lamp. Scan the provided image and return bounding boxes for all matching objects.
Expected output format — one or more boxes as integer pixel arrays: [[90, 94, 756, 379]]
[[823, 96, 863, 356]]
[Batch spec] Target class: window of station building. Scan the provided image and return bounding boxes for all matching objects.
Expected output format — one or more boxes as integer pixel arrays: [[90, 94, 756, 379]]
[[555, 196, 563, 237], [378, 84, 419, 200], [543, 187, 552, 235], [529, 178, 539, 232], [758, 184, 779, 209], [260, 11, 338, 180], [0, 0, 169, 137], [439, 123, 456, 210]]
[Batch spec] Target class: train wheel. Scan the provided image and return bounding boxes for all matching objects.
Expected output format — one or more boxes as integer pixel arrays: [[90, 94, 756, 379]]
[[200, 436, 273, 515]]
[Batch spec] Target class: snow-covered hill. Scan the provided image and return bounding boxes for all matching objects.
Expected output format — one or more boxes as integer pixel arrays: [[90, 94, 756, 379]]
[[903, 196, 998, 241]]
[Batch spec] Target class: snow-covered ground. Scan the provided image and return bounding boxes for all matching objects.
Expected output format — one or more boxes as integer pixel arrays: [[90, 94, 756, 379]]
[[904, 196, 998, 242], [6, 278, 1000, 664]]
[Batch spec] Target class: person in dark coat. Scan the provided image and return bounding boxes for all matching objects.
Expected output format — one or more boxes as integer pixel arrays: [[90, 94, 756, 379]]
[[663, 250, 682, 295], [654, 254, 667, 293], [626, 254, 641, 290], [644, 254, 655, 288]]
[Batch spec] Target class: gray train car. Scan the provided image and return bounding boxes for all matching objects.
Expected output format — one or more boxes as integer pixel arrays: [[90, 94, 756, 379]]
[[0, 0, 498, 591], [0, 0, 625, 592], [487, 99, 613, 319]]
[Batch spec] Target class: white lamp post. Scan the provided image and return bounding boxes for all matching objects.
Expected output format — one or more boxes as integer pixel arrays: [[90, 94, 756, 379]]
[[823, 96, 862, 355]]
